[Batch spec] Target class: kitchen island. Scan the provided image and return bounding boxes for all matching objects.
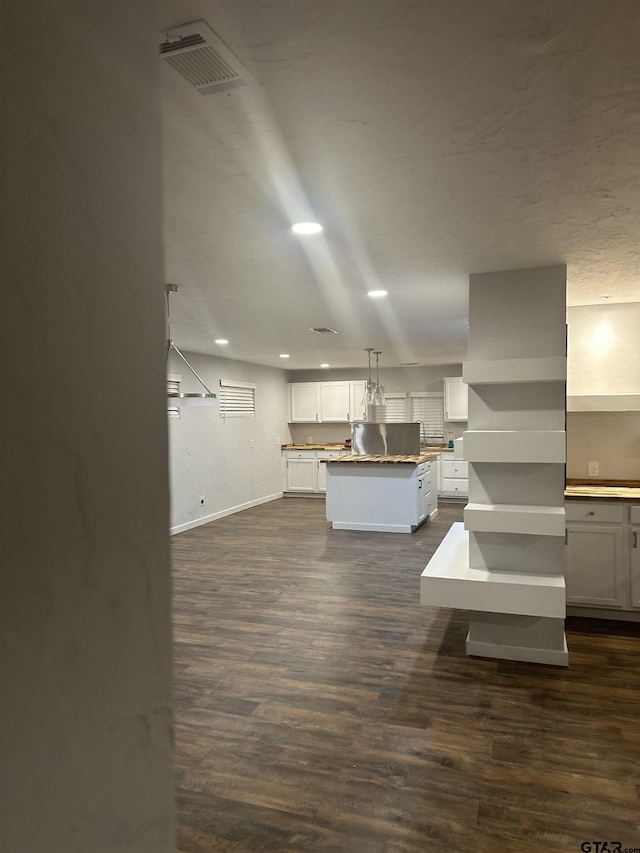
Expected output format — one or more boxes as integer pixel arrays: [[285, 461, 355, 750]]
[[325, 453, 439, 533]]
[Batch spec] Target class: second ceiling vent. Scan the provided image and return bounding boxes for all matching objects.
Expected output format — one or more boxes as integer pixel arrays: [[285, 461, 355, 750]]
[[160, 20, 254, 95]]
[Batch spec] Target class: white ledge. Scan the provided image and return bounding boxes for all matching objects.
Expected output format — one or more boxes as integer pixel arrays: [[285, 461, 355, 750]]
[[463, 430, 566, 463], [463, 357, 566, 385], [464, 503, 565, 536], [420, 523, 566, 618]]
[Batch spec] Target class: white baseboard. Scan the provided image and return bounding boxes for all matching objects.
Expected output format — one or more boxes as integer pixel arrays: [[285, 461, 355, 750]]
[[466, 631, 569, 667], [170, 492, 283, 535]]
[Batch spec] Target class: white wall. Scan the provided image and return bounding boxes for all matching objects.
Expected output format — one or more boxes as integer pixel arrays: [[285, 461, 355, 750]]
[[168, 351, 292, 532], [0, 2, 174, 851], [567, 302, 640, 396]]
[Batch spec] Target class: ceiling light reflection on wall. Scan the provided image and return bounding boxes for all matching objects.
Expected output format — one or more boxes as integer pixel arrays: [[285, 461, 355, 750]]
[[215, 338, 229, 345], [320, 363, 330, 368], [292, 222, 323, 235], [367, 290, 388, 298], [279, 353, 290, 359]]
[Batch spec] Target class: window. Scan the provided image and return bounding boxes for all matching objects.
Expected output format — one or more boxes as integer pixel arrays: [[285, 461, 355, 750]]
[[410, 393, 444, 442], [369, 392, 409, 423], [219, 379, 256, 418]]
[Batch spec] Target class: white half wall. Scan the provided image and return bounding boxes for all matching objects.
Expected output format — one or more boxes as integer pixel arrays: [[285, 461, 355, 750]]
[[168, 351, 292, 532]]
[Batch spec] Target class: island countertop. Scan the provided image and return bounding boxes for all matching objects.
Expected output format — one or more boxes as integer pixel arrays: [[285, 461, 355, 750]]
[[324, 453, 439, 465]]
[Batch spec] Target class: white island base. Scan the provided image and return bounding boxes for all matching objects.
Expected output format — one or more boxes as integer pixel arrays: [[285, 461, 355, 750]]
[[325, 458, 435, 533]]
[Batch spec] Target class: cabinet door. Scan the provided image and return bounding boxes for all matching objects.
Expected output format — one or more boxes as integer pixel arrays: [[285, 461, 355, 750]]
[[349, 381, 368, 422], [565, 524, 625, 608], [289, 383, 320, 422], [320, 382, 351, 422], [286, 458, 317, 492], [631, 526, 640, 609], [444, 376, 468, 421]]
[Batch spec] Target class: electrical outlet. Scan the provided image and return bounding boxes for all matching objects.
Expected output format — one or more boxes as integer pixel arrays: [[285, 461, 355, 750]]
[[588, 461, 599, 477], [307, 435, 313, 443], [250, 439, 254, 448], [199, 496, 205, 506]]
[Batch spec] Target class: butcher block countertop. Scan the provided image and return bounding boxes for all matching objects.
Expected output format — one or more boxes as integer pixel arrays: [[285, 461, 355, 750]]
[[565, 482, 640, 503], [324, 453, 439, 465]]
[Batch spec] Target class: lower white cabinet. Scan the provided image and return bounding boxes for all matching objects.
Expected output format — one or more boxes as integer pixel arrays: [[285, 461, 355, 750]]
[[564, 501, 640, 617], [283, 450, 347, 494], [439, 458, 468, 498]]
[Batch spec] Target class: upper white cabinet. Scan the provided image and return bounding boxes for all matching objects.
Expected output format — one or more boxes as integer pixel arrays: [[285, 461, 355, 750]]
[[288, 381, 368, 423], [320, 382, 351, 422], [444, 376, 468, 421], [349, 380, 368, 422], [289, 383, 321, 422]]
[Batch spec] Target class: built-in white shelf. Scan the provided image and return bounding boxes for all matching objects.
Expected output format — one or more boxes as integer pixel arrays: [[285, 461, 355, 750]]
[[463, 430, 566, 463], [464, 503, 565, 536], [420, 523, 566, 618], [566, 394, 640, 412], [463, 356, 566, 386]]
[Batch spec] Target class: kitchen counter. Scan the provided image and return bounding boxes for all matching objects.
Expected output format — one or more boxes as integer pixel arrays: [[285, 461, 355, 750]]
[[325, 453, 439, 465], [282, 443, 346, 450], [565, 483, 640, 503]]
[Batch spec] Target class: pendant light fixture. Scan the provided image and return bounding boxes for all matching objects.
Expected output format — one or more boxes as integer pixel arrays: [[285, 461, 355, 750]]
[[373, 350, 387, 406], [165, 284, 217, 405], [362, 348, 377, 407]]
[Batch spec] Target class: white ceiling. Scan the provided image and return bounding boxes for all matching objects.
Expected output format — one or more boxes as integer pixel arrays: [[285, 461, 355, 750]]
[[160, 0, 639, 371]]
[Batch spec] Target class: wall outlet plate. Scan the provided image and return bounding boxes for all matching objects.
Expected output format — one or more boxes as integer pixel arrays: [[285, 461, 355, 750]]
[[588, 461, 599, 477]]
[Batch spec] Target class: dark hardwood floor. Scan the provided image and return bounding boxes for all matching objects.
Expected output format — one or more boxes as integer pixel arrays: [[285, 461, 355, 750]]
[[171, 499, 640, 853]]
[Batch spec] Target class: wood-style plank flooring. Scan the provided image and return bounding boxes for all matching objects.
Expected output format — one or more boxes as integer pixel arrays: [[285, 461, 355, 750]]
[[172, 499, 640, 853]]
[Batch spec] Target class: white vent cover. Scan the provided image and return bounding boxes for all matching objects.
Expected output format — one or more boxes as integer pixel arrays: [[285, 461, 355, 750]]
[[160, 20, 253, 95]]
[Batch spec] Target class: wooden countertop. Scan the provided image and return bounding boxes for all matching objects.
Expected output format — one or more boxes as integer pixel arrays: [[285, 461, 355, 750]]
[[281, 444, 346, 450], [324, 453, 439, 465], [565, 484, 640, 503]]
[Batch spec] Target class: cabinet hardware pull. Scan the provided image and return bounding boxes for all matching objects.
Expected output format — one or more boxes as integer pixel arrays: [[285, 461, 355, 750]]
[[587, 510, 595, 515], [633, 531, 638, 549], [564, 530, 568, 545]]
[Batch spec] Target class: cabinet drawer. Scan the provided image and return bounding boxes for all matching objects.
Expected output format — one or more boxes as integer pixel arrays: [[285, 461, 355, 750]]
[[441, 460, 468, 479], [565, 502, 624, 524], [442, 477, 469, 494], [630, 506, 640, 524]]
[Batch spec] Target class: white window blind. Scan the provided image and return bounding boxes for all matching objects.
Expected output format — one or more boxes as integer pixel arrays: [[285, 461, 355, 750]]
[[410, 393, 444, 442], [369, 393, 409, 423], [219, 379, 256, 418]]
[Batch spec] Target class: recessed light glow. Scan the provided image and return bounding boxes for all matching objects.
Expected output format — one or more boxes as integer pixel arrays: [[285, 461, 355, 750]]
[[367, 290, 388, 299], [214, 338, 229, 345], [320, 363, 330, 368], [292, 222, 323, 235], [279, 353, 290, 359]]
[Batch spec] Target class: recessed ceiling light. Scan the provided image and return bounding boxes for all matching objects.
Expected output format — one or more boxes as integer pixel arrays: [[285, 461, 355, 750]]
[[292, 222, 323, 235], [320, 363, 330, 368], [599, 294, 611, 301], [310, 327, 338, 334], [214, 338, 229, 345], [367, 289, 388, 298], [279, 353, 290, 359]]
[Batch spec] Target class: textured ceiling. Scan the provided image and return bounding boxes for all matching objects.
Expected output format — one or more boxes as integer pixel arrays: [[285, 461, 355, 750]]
[[160, 0, 640, 370]]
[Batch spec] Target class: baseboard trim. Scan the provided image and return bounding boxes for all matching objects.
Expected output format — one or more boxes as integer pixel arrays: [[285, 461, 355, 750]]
[[170, 493, 283, 535], [466, 631, 569, 667]]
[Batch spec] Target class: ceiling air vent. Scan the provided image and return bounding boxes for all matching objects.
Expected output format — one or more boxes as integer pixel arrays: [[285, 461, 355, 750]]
[[310, 327, 339, 335], [160, 20, 253, 95]]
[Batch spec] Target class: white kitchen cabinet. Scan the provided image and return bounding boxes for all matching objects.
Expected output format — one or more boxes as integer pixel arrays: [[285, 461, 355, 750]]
[[320, 382, 351, 422], [564, 501, 640, 617], [288, 381, 367, 423], [289, 383, 321, 422], [630, 525, 640, 609], [283, 449, 348, 494], [444, 376, 468, 421], [349, 380, 368, 422], [439, 458, 468, 499], [285, 453, 317, 492], [565, 523, 626, 608]]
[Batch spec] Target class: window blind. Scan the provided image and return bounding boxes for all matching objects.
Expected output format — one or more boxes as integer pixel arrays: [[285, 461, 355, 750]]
[[219, 379, 256, 418], [369, 393, 409, 423], [410, 393, 444, 442]]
